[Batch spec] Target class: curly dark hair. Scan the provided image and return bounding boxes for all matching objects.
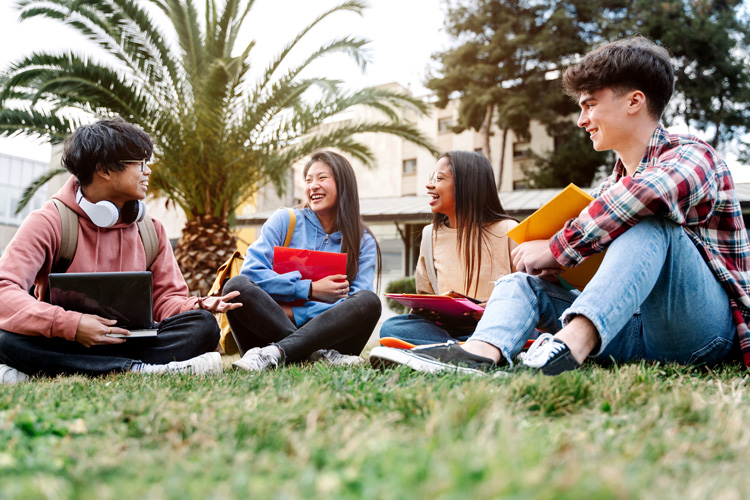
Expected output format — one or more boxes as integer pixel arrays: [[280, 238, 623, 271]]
[[62, 118, 153, 186], [562, 36, 674, 119]]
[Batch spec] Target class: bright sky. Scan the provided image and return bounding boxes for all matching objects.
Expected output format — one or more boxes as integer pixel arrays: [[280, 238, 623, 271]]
[[0, 0, 448, 162]]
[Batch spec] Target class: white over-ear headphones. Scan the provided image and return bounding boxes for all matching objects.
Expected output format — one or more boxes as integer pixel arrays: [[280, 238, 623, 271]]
[[76, 187, 145, 228]]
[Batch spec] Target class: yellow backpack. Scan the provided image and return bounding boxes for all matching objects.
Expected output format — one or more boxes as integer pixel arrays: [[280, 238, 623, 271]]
[[208, 208, 296, 355]]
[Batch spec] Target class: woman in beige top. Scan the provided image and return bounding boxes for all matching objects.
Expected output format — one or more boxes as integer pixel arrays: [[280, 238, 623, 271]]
[[380, 150, 518, 345]]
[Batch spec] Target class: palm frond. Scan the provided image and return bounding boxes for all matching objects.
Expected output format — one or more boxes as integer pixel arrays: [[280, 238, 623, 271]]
[[4, 0, 438, 223], [0, 108, 78, 143], [3, 51, 155, 119], [254, 0, 368, 94], [14, 166, 68, 215], [161, 0, 205, 83], [227, 0, 257, 50], [19, 0, 182, 104]]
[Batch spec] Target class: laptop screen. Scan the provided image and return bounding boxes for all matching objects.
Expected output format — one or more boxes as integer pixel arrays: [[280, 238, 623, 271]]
[[48, 272, 155, 329]]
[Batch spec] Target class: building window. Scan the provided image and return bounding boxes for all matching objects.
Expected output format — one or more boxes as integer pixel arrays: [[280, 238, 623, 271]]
[[0, 155, 49, 226], [513, 142, 530, 159], [402, 158, 417, 175], [438, 118, 454, 133]]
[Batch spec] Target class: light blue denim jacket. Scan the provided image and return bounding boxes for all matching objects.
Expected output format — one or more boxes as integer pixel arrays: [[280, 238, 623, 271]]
[[240, 207, 377, 326]]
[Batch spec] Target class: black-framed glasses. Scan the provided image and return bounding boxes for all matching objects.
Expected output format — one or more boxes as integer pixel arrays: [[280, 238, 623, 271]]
[[120, 159, 150, 172]]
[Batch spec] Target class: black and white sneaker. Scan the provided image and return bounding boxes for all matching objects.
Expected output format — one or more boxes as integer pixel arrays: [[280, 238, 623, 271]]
[[369, 341, 499, 376], [519, 333, 580, 375]]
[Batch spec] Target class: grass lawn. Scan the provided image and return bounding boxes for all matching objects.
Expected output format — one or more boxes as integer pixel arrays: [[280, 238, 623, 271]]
[[1, 351, 749, 500]]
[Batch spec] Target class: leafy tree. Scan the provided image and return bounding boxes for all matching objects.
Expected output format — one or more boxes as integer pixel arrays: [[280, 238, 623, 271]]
[[614, 0, 750, 149], [427, 0, 629, 188], [429, 0, 750, 189], [524, 122, 613, 188], [0, 0, 438, 294]]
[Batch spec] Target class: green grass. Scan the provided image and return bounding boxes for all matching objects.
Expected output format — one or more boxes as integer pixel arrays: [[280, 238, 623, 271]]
[[2, 356, 749, 499]]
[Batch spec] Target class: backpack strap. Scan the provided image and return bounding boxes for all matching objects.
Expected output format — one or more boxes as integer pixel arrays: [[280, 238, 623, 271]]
[[422, 224, 439, 293], [137, 216, 159, 270], [52, 198, 79, 274], [51, 198, 159, 272], [283, 207, 296, 247]]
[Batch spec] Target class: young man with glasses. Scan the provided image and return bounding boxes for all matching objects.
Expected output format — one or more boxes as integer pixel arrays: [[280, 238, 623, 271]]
[[0, 118, 240, 383]]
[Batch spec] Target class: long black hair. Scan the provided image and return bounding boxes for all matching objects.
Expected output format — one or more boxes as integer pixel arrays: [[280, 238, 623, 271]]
[[302, 151, 381, 289], [432, 150, 516, 296]]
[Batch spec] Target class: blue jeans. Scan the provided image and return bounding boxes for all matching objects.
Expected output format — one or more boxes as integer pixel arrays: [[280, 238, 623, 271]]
[[379, 314, 475, 345], [471, 217, 735, 367]]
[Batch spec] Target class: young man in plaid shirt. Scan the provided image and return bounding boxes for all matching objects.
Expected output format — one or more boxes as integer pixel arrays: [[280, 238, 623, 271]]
[[370, 36, 750, 376]]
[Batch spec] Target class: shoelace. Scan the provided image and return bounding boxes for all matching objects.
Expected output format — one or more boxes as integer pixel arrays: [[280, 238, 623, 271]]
[[320, 350, 344, 362], [245, 353, 279, 371], [522, 333, 566, 368], [316, 349, 364, 366]]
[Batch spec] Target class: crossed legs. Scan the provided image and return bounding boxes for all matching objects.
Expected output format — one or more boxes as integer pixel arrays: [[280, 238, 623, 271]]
[[464, 217, 735, 368]]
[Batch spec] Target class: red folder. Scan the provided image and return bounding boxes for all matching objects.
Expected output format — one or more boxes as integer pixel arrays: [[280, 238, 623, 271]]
[[385, 293, 484, 320], [272, 247, 347, 281]]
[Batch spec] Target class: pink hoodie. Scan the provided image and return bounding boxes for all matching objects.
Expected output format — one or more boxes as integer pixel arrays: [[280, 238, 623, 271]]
[[0, 176, 200, 341]]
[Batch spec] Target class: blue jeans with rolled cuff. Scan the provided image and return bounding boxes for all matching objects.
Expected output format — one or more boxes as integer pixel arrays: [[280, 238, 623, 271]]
[[470, 217, 736, 367], [0, 309, 220, 377]]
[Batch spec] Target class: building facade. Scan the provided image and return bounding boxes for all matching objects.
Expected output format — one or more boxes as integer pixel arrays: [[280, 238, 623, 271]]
[[236, 83, 561, 285], [0, 153, 56, 254]]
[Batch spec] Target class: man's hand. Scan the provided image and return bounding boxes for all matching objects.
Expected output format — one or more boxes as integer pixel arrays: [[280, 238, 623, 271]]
[[310, 274, 349, 303], [511, 239, 562, 276], [196, 291, 243, 313], [75, 315, 127, 347]]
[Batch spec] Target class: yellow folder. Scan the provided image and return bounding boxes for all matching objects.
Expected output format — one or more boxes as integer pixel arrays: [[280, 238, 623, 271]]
[[506, 183, 604, 291]]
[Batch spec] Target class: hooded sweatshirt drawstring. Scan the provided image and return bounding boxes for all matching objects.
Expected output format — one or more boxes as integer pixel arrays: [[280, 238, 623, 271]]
[[94, 227, 101, 272]]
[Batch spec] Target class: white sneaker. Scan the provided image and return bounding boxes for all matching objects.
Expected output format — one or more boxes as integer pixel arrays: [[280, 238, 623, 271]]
[[0, 364, 30, 384], [232, 347, 280, 373], [164, 352, 222, 375], [309, 349, 365, 367]]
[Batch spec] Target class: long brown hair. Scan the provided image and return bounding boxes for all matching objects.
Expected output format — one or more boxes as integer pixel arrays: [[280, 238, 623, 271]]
[[302, 151, 381, 289], [432, 151, 516, 296]]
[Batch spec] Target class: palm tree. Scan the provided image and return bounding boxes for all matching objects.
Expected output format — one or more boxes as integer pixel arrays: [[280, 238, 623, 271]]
[[0, 0, 438, 294]]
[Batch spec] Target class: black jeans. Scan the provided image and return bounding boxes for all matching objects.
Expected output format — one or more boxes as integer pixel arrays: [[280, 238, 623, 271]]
[[0, 309, 220, 377], [223, 275, 382, 362]]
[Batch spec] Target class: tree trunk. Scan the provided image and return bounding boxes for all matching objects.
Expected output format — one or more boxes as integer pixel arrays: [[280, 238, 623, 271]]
[[497, 127, 508, 190], [174, 214, 238, 296], [480, 104, 493, 164]]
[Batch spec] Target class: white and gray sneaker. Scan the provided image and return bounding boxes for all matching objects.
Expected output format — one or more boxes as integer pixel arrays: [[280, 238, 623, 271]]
[[518, 333, 580, 376], [309, 349, 365, 367], [0, 364, 30, 384], [232, 347, 280, 373], [164, 352, 223, 375]]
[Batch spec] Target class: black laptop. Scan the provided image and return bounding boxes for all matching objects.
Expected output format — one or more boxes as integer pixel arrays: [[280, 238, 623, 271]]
[[48, 271, 158, 337]]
